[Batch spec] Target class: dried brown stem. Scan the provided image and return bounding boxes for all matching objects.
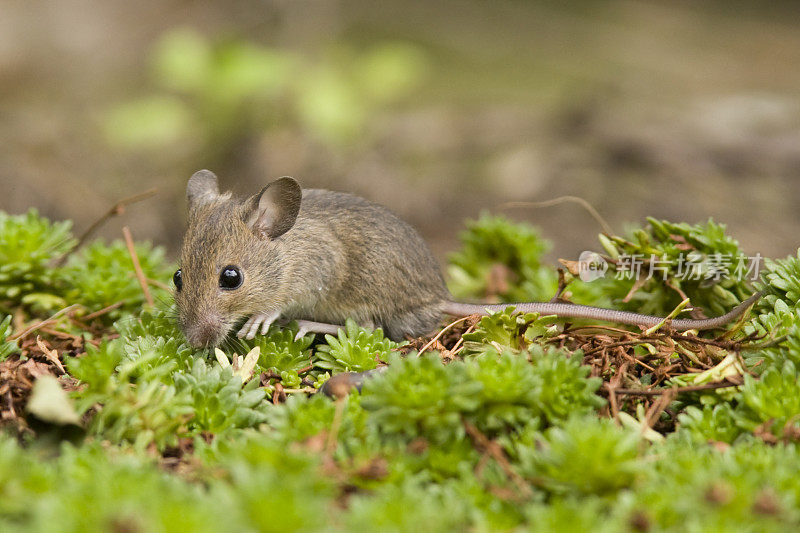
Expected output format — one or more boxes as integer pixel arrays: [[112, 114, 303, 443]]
[[418, 316, 470, 357], [497, 196, 614, 235], [122, 226, 154, 307], [55, 187, 158, 266], [81, 301, 125, 321], [325, 398, 346, 458], [611, 381, 738, 396], [7, 304, 79, 342], [463, 420, 532, 498]]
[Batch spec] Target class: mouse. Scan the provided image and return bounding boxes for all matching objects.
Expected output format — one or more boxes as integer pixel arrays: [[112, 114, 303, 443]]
[[173, 170, 760, 348]]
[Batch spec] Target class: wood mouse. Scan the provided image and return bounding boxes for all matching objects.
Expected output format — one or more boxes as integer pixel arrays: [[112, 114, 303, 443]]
[[174, 170, 760, 348]]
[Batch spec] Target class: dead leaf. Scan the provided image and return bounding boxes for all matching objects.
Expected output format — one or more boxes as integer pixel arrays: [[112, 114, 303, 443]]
[[26, 375, 81, 425], [36, 337, 65, 374]]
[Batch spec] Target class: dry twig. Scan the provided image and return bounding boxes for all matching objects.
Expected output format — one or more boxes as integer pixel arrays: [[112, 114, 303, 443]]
[[418, 316, 470, 357], [55, 188, 158, 266], [122, 226, 154, 307]]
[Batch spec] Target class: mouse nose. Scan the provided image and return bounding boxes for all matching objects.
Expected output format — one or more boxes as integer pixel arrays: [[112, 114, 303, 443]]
[[184, 314, 227, 348]]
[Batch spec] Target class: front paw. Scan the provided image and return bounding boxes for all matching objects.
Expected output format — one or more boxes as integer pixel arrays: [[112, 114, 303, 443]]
[[236, 310, 281, 340]]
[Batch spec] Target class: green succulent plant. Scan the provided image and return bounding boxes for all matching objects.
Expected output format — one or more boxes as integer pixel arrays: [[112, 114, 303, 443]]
[[514, 414, 642, 496], [742, 251, 800, 372], [469, 347, 604, 433], [235, 324, 315, 387], [598, 217, 755, 317], [460, 307, 559, 356], [67, 341, 193, 450], [4, 207, 800, 532], [361, 353, 483, 444], [62, 240, 174, 321], [0, 315, 17, 361], [447, 213, 558, 302], [0, 209, 75, 313], [315, 319, 401, 373], [173, 359, 270, 434]]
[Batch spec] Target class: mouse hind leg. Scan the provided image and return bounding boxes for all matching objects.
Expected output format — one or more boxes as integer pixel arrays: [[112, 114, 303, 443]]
[[381, 304, 444, 342]]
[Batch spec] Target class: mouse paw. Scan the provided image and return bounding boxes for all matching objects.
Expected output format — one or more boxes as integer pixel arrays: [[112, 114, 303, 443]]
[[293, 319, 343, 340], [237, 310, 281, 340]]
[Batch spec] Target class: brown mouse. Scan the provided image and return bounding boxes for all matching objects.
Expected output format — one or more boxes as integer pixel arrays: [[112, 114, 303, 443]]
[[173, 170, 759, 348]]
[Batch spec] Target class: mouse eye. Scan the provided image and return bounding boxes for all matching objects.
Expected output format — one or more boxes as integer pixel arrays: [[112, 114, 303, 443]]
[[173, 269, 183, 291], [219, 265, 243, 290]]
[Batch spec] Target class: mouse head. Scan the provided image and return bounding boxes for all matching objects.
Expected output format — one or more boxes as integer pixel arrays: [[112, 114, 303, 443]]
[[174, 170, 302, 347]]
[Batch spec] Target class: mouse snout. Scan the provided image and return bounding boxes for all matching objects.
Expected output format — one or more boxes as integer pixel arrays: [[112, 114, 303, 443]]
[[182, 312, 228, 348]]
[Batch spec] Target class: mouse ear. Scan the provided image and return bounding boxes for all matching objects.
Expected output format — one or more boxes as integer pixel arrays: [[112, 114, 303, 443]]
[[245, 177, 302, 239], [187, 170, 220, 209]]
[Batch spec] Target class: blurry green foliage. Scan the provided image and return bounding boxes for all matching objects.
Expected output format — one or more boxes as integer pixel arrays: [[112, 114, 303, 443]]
[[197, 433, 335, 533], [524, 497, 626, 533], [514, 414, 641, 496], [344, 479, 473, 533], [624, 436, 800, 531], [0, 439, 232, 532], [0, 315, 16, 361], [0, 209, 75, 313], [103, 28, 429, 152], [103, 96, 196, 150]]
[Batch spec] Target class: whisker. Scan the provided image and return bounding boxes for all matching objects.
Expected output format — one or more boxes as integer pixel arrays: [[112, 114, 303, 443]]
[[153, 294, 175, 310]]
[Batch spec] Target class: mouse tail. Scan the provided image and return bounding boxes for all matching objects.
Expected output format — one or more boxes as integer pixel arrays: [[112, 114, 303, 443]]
[[441, 292, 762, 331]]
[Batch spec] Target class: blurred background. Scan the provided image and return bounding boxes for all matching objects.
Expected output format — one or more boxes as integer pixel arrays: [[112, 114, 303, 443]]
[[1, 0, 798, 266]]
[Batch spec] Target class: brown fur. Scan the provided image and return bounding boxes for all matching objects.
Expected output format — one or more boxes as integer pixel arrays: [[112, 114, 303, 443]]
[[175, 173, 449, 347]]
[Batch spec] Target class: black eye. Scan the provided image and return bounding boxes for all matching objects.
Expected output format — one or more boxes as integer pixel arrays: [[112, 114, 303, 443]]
[[173, 269, 183, 291], [219, 265, 243, 290]]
